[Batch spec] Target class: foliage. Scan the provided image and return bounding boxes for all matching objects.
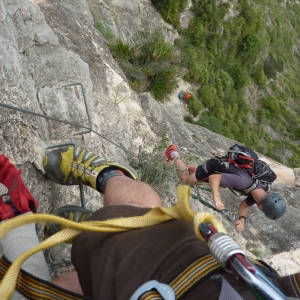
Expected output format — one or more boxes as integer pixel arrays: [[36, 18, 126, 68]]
[[240, 34, 263, 58], [196, 114, 224, 135], [263, 57, 284, 79], [250, 63, 267, 87], [227, 65, 247, 91], [188, 97, 202, 117], [107, 0, 300, 167], [133, 30, 174, 64], [109, 40, 132, 61], [150, 67, 178, 102], [109, 30, 177, 101], [150, 0, 189, 29], [184, 115, 195, 123], [129, 135, 177, 198], [260, 97, 280, 117]]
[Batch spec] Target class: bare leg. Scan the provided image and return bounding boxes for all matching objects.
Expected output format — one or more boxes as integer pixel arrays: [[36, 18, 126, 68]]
[[103, 176, 162, 208], [51, 177, 162, 294], [51, 270, 83, 295]]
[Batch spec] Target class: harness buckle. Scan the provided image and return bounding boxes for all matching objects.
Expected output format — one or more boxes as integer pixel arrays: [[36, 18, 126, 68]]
[[130, 280, 175, 300]]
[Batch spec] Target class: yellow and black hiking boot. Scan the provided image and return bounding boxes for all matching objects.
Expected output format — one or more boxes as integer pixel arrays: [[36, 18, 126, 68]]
[[43, 146, 137, 189], [45, 205, 93, 243]]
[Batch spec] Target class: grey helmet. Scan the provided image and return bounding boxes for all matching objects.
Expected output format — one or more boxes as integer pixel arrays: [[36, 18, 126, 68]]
[[262, 193, 286, 220]]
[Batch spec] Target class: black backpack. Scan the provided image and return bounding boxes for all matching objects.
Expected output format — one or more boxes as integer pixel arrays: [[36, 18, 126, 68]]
[[226, 144, 277, 184]]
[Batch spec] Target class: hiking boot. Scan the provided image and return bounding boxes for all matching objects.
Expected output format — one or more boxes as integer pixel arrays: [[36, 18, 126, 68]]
[[0, 154, 38, 220], [45, 205, 93, 243], [43, 146, 137, 189]]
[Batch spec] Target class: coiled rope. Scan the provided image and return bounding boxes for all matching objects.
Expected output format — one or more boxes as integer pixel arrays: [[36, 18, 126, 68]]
[[0, 185, 226, 299]]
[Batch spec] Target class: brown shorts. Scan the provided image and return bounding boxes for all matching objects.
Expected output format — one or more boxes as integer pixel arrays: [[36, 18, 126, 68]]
[[71, 205, 294, 300]]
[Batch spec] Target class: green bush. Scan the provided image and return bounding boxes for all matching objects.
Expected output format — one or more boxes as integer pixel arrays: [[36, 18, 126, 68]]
[[196, 114, 224, 135], [257, 108, 272, 122], [227, 65, 247, 90], [240, 4, 258, 26], [184, 18, 206, 47], [188, 97, 202, 117], [287, 124, 300, 140], [184, 114, 195, 123], [109, 30, 177, 102], [133, 30, 174, 64], [109, 40, 132, 61], [150, 0, 188, 28], [264, 57, 284, 79], [250, 64, 267, 87], [150, 67, 177, 102], [261, 97, 280, 116], [198, 85, 216, 108], [129, 135, 177, 198], [240, 34, 263, 58]]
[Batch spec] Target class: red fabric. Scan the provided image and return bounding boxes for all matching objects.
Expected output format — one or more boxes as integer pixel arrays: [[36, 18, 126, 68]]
[[0, 155, 38, 219], [164, 144, 178, 164], [185, 93, 191, 99]]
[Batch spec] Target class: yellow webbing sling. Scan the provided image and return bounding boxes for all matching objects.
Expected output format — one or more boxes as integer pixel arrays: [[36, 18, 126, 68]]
[[0, 185, 227, 299], [0, 256, 88, 300]]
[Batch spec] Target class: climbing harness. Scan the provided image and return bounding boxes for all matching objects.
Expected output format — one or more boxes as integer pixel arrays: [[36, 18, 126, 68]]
[[0, 185, 292, 300], [0, 185, 226, 299], [0, 256, 88, 300], [132, 254, 222, 300]]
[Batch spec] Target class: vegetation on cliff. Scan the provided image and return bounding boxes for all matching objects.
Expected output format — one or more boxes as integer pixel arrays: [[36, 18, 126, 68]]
[[99, 0, 300, 167]]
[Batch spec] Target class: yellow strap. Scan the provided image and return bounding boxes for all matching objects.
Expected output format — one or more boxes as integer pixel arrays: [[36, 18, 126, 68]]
[[0, 185, 226, 299]]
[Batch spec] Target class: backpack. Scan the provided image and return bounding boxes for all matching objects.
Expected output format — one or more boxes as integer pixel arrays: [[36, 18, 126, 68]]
[[227, 144, 258, 172], [226, 144, 277, 184]]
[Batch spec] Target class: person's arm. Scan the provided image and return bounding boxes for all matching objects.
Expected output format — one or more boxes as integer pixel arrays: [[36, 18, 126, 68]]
[[173, 154, 198, 185], [164, 145, 198, 184], [208, 174, 225, 210], [235, 200, 250, 231]]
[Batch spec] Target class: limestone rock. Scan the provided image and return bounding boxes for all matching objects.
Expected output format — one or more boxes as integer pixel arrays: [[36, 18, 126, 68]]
[[293, 168, 300, 187], [0, 0, 299, 279]]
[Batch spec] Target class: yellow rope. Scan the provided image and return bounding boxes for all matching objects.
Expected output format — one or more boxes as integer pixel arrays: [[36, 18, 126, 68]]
[[0, 185, 226, 299]]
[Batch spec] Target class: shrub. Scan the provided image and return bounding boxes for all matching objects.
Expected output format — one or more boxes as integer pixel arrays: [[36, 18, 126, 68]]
[[109, 30, 177, 102], [129, 135, 177, 198], [264, 57, 284, 79], [250, 64, 267, 87], [240, 34, 263, 58], [184, 115, 195, 123], [240, 5, 258, 26], [150, 67, 177, 102], [196, 114, 224, 135], [150, 0, 188, 29], [133, 30, 174, 64], [185, 18, 206, 47], [109, 40, 132, 61], [227, 65, 247, 90], [188, 98, 202, 117], [261, 97, 280, 116], [198, 85, 216, 108]]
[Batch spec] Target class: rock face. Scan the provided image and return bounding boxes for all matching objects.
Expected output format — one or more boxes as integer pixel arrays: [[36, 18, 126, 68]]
[[0, 0, 299, 278], [294, 168, 300, 187]]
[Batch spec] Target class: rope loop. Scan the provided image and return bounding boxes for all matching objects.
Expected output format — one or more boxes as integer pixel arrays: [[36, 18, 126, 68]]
[[0, 185, 226, 299]]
